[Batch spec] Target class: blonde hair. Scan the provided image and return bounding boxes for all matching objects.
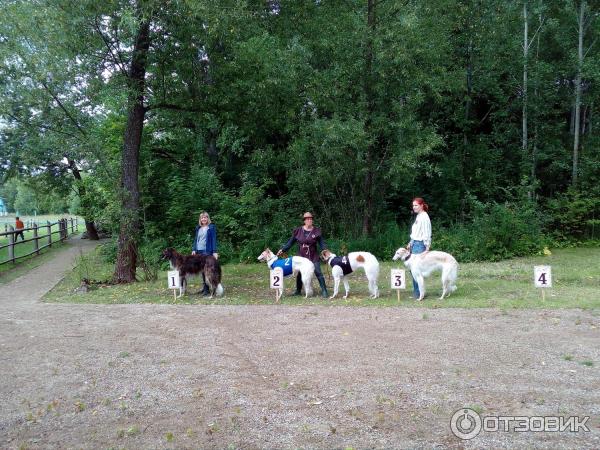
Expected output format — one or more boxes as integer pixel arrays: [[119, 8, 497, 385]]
[[198, 211, 212, 225]]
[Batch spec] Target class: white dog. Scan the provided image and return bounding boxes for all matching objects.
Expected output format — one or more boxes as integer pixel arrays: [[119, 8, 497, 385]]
[[257, 248, 315, 300], [392, 247, 458, 301], [321, 249, 380, 299]]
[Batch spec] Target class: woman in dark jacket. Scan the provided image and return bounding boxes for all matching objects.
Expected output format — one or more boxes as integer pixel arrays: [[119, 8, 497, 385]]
[[277, 211, 329, 298], [192, 211, 218, 295]]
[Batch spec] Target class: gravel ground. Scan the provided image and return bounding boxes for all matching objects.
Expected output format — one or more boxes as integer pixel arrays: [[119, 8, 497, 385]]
[[0, 237, 599, 449]]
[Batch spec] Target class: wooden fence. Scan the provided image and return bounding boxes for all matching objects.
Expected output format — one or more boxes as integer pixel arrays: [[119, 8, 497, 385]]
[[0, 218, 79, 266]]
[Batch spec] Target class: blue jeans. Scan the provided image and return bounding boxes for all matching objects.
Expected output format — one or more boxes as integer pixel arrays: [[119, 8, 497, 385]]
[[410, 240, 426, 298]]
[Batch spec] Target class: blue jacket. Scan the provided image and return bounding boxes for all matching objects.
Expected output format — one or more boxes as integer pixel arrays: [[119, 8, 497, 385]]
[[192, 223, 218, 255], [270, 257, 294, 277]]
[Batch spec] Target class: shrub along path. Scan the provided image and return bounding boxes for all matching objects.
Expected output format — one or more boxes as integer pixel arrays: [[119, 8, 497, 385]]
[[0, 236, 599, 448]]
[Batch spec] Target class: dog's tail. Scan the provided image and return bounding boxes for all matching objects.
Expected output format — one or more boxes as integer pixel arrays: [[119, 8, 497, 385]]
[[216, 283, 224, 297]]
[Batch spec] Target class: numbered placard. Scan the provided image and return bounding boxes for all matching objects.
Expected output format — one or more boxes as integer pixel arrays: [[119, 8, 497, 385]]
[[270, 267, 284, 289], [534, 265, 552, 288], [167, 270, 180, 289], [391, 269, 406, 290]]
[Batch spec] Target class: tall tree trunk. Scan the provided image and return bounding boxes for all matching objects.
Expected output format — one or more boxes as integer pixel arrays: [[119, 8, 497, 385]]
[[67, 158, 99, 240], [522, 1, 528, 165], [362, 0, 376, 236], [530, 11, 543, 201], [113, 15, 151, 283], [572, 0, 585, 186], [460, 38, 473, 221]]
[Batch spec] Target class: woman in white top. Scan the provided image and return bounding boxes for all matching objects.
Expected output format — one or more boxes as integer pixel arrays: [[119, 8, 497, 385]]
[[406, 197, 431, 298]]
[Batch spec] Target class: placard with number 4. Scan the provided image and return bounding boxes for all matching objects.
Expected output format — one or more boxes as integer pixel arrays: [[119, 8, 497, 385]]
[[534, 266, 552, 288]]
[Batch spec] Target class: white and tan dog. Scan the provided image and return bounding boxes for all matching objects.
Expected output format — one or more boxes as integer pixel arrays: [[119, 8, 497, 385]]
[[257, 248, 315, 299], [392, 247, 458, 301], [321, 249, 380, 299]]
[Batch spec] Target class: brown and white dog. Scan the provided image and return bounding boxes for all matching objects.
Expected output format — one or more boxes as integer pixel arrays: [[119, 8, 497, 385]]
[[392, 247, 458, 301], [321, 249, 380, 299], [161, 248, 224, 298]]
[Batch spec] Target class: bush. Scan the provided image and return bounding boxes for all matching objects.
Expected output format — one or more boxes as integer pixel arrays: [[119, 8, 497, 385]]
[[544, 189, 600, 244], [436, 202, 546, 262]]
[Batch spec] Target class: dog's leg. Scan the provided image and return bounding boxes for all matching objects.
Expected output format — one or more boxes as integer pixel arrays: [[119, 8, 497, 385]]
[[366, 264, 380, 298], [440, 275, 449, 300], [179, 277, 186, 298], [368, 277, 379, 298], [302, 269, 314, 298], [342, 276, 350, 299], [417, 276, 425, 301], [330, 276, 340, 299]]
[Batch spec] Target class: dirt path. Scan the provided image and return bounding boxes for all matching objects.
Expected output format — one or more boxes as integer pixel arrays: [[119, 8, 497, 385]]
[[0, 236, 599, 449]]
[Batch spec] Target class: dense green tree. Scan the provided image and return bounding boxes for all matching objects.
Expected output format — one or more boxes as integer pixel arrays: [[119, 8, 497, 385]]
[[1, 0, 599, 272]]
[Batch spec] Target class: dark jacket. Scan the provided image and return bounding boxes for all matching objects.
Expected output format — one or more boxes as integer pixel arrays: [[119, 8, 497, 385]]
[[281, 226, 326, 263], [330, 255, 353, 275], [192, 223, 218, 255]]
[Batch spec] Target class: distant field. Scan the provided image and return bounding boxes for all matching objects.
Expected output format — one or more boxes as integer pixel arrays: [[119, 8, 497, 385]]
[[0, 215, 81, 275], [45, 246, 600, 309]]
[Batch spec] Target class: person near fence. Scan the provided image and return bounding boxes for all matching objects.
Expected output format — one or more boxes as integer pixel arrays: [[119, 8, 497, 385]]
[[15, 216, 25, 241], [191, 211, 218, 296]]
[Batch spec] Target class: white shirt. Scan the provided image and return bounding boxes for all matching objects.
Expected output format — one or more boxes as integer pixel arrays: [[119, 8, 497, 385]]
[[410, 211, 431, 247]]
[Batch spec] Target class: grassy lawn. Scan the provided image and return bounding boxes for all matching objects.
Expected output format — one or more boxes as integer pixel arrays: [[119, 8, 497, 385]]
[[44, 246, 600, 309]]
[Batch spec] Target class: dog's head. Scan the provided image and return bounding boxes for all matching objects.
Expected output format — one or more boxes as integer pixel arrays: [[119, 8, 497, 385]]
[[320, 249, 336, 261], [257, 248, 274, 262], [161, 247, 177, 261], [392, 247, 410, 261]]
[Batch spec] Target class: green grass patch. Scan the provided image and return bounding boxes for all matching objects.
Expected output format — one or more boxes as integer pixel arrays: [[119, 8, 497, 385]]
[[44, 247, 600, 309]]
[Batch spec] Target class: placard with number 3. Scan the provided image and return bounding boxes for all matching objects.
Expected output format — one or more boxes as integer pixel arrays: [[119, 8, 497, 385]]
[[390, 269, 406, 290]]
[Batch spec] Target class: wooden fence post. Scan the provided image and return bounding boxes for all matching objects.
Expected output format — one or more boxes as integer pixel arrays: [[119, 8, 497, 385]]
[[70, 218, 74, 234], [33, 223, 39, 255], [47, 221, 52, 248], [8, 225, 15, 263]]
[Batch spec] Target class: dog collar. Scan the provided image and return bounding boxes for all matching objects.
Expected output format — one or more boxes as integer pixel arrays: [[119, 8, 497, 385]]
[[403, 253, 412, 262]]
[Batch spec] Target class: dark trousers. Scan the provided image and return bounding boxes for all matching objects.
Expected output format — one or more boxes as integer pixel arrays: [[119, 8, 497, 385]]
[[15, 230, 25, 241], [197, 251, 210, 294]]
